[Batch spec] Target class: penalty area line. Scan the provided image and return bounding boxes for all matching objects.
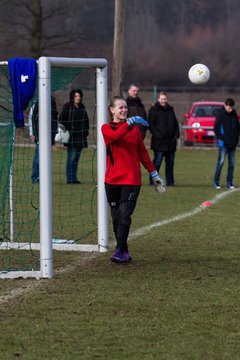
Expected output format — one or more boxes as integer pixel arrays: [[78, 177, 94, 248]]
[[129, 189, 239, 239]]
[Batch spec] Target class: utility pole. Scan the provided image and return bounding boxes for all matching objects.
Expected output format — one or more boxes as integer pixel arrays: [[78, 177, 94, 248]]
[[30, 0, 42, 58], [112, 0, 124, 96]]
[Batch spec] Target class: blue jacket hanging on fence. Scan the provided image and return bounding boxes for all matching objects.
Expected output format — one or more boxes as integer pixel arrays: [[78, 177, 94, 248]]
[[8, 58, 37, 128]]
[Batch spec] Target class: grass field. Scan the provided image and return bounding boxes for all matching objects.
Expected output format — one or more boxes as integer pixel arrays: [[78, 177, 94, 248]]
[[1, 148, 240, 359]]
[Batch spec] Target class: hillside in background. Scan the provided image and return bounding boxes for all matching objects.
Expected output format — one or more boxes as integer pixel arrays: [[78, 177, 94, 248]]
[[0, 0, 239, 88]]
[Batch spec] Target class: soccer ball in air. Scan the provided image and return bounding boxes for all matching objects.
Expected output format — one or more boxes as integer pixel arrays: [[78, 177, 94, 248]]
[[188, 64, 210, 85]]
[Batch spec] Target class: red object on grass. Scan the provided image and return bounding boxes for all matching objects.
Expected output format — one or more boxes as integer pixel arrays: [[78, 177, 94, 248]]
[[201, 201, 213, 207]]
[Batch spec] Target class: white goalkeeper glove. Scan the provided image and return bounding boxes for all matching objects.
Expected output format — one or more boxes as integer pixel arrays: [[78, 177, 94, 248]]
[[127, 116, 149, 127], [150, 170, 166, 193]]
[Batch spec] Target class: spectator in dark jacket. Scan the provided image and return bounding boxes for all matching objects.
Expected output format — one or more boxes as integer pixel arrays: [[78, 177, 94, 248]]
[[148, 91, 180, 186], [213, 98, 240, 189], [30, 96, 58, 183], [59, 89, 89, 184], [126, 84, 147, 139]]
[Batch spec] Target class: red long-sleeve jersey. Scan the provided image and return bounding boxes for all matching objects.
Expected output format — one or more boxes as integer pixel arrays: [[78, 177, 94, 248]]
[[101, 121, 155, 185]]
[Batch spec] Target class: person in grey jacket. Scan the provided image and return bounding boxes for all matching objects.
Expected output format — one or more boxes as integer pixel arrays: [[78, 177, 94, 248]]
[[29, 96, 58, 184]]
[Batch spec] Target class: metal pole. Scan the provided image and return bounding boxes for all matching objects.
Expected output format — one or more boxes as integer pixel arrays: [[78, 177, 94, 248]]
[[96, 66, 109, 252], [178, 124, 182, 148], [38, 56, 53, 278], [9, 127, 15, 242], [153, 85, 158, 103], [112, 0, 125, 96], [48, 57, 107, 68]]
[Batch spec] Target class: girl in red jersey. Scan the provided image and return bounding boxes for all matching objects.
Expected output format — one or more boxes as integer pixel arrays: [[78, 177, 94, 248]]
[[101, 96, 165, 263]]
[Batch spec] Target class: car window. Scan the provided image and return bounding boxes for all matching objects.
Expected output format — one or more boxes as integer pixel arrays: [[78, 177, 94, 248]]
[[193, 105, 222, 117]]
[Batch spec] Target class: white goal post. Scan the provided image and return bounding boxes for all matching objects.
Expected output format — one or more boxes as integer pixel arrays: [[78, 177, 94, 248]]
[[0, 56, 109, 279]]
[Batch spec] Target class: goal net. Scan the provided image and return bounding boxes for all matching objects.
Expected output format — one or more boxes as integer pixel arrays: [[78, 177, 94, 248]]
[[0, 57, 108, 279]]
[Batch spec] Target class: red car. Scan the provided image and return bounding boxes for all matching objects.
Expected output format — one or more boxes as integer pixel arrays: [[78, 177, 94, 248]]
[[182, 101, 224, 146]]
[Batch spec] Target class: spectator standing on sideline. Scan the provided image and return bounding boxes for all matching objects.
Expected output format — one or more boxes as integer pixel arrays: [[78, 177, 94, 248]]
[[59, 89, 89, 184], [29, 96, 58, 184], [126, 84, 147, 139], [148, 91, 180, 186], [101, 96, 165, 264], [213, 98, 240, 190]]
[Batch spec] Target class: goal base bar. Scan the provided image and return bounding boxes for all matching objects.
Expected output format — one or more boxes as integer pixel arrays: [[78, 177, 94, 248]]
[[0, 271, 42, 279], [0, 242, 100, 252]]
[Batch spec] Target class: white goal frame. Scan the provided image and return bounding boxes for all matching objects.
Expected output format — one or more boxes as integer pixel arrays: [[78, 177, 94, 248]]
[[0, 56, 109, 279]]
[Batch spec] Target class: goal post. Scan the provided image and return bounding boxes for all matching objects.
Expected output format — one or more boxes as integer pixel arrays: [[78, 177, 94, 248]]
[[0, 56, 109, 279], [39, 57, 109, 278]]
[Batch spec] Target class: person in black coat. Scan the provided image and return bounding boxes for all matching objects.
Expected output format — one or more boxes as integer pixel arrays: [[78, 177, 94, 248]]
[[148, 91, 179, 186], [126, 84, 147, 139], [59, 89, 89, 184], [30, 96, 58, 183], [213, 98, 240, 189]]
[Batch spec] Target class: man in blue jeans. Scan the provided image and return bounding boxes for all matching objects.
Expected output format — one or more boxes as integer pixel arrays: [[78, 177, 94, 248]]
[[213, 98, 240, 190]]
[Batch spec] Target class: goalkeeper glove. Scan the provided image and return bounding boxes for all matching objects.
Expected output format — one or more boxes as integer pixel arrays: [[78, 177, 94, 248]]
[[127, 116, 149, 127], [150, 170, 166, 193]]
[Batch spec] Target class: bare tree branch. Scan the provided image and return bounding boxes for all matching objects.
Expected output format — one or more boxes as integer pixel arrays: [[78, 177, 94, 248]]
[[3, 20, 32, 32]]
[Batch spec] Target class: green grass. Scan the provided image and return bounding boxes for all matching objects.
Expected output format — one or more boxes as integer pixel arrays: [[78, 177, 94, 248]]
[[1, 148, 240, 359]]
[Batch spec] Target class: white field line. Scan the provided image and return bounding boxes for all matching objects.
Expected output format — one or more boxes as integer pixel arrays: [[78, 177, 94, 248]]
[[129, 189, 239, 239], [0, 189, 238, 304]]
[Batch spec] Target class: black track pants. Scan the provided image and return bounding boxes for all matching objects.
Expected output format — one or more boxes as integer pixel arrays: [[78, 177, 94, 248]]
[[105, 184, 141, 251]]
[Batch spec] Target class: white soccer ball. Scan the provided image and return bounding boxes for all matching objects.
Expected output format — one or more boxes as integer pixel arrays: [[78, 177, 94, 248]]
[[188, 63, 210, 85]]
